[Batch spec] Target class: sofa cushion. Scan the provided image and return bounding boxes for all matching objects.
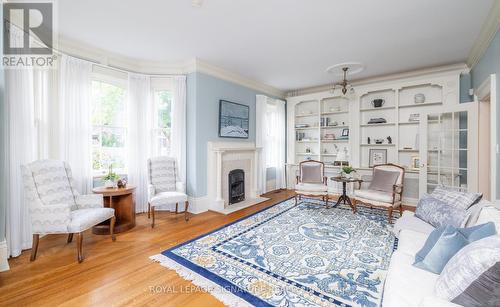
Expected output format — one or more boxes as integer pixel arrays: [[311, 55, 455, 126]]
[[383, 251, 439, 307], [475, 206, 500, 230], [368, 168, 400, 193], [393, 211, 435, 238], [397, 229, 429, 256], [431, 185, 482, 210], [415, 194, 468, 228], [435, 235, 500, 306]]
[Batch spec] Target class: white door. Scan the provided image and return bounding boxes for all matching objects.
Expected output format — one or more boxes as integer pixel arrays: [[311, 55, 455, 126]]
[[419, 103, 479, 196]]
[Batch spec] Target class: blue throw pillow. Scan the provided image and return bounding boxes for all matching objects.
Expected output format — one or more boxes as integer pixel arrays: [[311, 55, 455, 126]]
[[413, 222, 496, 274], [415, 194, 468, 228]]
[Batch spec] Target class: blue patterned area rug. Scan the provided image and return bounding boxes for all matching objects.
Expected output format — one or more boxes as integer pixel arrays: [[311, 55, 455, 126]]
[[151, 198, 398, 307]]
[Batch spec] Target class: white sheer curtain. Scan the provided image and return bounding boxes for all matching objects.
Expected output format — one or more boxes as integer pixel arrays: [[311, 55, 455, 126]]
[[256, 95, 286, 194], [127, 74, 153, 213], [171, 76, 187, 185], [58, 55, 93, 194], [5, 26, 36, 257]]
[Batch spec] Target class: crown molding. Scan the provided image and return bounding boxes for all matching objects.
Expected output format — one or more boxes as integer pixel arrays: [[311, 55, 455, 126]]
[[57, 37, 284, 98], [188, 59, 285, 98], [286, 63, 469, 97], [467, 1, 500, 68]]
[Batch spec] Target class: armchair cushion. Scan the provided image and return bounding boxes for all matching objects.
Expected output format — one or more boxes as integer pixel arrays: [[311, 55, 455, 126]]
[[148, 157, 177, 193], [30, 203, 72, 234], [300, 163, 323, 183], [29, 160, 76, 207], [295, 183, 328, 196], [150, 191, 188, 207], [368, 168, 400, 193], [68, 208, 115, 233], [75, 194, 104, 209], [354, 189, 393, 203]]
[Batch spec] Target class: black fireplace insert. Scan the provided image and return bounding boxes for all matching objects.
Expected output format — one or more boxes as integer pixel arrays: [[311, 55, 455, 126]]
[[228, 169, 245, 204]]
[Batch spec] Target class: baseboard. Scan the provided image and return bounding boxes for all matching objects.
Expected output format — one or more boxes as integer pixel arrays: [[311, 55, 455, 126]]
[[0, 239, 10, 272], [187, 195, 210, 214]]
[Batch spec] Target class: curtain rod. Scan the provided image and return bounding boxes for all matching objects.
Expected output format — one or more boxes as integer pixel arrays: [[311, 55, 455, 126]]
[[5, 19, 186, 77]]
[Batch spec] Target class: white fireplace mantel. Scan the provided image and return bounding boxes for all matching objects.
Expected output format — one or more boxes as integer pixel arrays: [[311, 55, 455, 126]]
[[206, 141, 268, 214]]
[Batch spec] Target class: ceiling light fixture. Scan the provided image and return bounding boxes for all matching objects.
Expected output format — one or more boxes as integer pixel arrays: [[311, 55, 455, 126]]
[[326, 62, 364, 96]]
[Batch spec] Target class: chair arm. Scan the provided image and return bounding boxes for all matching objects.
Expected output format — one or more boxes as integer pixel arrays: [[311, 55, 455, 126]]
[[176, 182, 186, 193], [393, 184, 404, 194], [148, 184, 156, 201], [30, 203, 72, 234], [296, 175, 300, 184], [75, 194, 103, 209]]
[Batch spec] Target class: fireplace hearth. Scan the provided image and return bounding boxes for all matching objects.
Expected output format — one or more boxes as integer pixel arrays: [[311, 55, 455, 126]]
[[228, 169, 245, 205]]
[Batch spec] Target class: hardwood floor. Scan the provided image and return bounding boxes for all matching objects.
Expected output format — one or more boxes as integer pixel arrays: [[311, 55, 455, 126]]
[[0, 190, 414, 306], [0, 190, 296, 306]]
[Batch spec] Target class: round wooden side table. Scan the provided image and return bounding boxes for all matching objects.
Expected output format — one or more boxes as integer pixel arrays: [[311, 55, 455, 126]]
[[330, 176, 362, 211], [92, 186, 136, 235]]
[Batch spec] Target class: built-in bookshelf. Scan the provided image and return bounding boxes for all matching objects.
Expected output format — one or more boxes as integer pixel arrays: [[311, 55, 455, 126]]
[[286, 66, 476, 204], [293, 96, 351, 167]]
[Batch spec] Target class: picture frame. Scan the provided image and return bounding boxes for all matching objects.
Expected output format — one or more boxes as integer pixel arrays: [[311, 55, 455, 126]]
[[369, 149, 387, 167], [410, 156, 420, 170], [341, 128, 349, 137], [218, 100, 249, 138]]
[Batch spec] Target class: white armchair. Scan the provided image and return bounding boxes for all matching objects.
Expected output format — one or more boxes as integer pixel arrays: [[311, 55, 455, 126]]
[[353, 163, 405, 223], [147, 157, 189, 227], [22, 160, 116, 263]]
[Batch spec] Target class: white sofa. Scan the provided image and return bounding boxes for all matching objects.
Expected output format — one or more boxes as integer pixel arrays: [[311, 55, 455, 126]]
[[383, 200, 500, 307]]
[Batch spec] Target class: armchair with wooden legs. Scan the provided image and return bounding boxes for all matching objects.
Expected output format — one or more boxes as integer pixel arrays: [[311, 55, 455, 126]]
[[294, 160, 329, 207], [147, 157, 189, 228], [352, 163, 405, 223], [22, 160, 116, 263]]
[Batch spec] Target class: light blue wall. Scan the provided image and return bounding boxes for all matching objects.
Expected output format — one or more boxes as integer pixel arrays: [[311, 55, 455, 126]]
[[0, 3, 6, 241], [471, 29, 500, 199], [186, 72, 266, 197], [459, 73, 473, 103]]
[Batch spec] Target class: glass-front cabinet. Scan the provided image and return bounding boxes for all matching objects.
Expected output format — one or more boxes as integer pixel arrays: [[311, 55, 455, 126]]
[[419, 103, 478, 196]]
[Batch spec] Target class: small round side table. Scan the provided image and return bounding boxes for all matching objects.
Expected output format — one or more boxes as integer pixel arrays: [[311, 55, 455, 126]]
[[330, 176, 362, 211], [92, 186, 136, 235]]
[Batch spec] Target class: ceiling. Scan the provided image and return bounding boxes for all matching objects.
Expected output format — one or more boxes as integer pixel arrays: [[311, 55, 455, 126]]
[[58, 0, 493, 91]]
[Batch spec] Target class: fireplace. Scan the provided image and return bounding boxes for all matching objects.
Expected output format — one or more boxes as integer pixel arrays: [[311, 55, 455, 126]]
[[228, 169, 245, 204]]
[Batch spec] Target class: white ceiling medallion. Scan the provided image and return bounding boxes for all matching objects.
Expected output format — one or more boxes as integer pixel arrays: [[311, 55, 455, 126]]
[[326, 62, 364, 95], [192, 0, 203, 8]]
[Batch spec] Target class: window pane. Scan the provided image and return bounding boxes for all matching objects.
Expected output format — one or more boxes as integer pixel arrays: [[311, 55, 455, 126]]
[[92, 80, 127, 175], [154, 90, 172, 156]]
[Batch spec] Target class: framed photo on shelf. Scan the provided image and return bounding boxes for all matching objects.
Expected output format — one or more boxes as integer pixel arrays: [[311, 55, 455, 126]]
[[410, 156, 420, 170], [341, 128, 349, 137], [369, 149, 387, 167]]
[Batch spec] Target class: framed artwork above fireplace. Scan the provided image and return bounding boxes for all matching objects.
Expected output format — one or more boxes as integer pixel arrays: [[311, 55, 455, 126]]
[[219, 100, 249, 138]]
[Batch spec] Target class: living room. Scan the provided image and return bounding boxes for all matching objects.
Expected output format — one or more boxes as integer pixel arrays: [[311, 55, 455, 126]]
[[0, 1, 499, 306]]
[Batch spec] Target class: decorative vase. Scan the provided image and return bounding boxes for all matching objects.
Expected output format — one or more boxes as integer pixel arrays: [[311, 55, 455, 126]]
[[414, 93, 426, 104], [104, 180, 116, 188]]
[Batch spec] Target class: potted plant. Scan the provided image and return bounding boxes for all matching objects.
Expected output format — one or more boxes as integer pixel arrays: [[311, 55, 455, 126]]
[[341, 166, 357, 179], [103, 165, 120, 188]]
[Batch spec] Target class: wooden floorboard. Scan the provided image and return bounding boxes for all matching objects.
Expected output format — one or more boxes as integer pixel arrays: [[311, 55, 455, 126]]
[[0, 190, 414, 306]]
